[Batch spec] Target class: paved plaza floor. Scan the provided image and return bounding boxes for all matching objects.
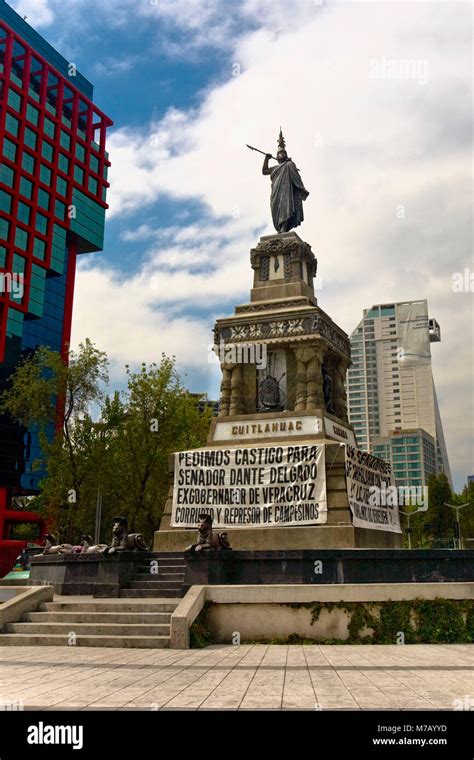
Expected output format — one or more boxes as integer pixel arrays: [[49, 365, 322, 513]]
[[0, 643, 473, 710]]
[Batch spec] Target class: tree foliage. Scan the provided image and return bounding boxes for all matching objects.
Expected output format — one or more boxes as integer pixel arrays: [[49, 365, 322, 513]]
[[1, 344, 210, 543], [402, 472, 474, 548]]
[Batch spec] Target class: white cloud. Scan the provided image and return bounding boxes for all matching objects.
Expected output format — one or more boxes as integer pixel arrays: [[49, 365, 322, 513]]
[[71, 0, 472, 488], [71, 262, 220, 377], [10, 0, 54, 26], [93, 56, 137, 77], [120, 224, 157, 242]]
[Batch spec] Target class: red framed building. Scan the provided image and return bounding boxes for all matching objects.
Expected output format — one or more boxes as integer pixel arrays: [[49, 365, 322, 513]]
[[0, 1, 112, 573]]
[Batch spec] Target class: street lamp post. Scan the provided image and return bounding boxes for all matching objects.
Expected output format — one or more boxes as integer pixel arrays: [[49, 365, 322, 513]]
[[399, 500, 429, 550], [402, 511, 413, 550], [444, 502, 470, 550], [94, 488, 103, 546]]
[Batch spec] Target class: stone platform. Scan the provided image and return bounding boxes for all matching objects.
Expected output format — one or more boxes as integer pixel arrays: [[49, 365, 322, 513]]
[[155, 441, 402, 551], [28, 551, 185, 597], [182, 549, 474, 589]]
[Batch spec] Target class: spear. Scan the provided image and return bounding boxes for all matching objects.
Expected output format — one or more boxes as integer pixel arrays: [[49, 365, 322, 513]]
[[246, 144, 277, 161]]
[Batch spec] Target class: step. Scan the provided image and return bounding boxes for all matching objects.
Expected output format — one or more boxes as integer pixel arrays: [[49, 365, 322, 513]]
[[25, 611, 172, 624], [133, 567, 186, 575], [133, 570, 185, 578], [135, 558, 185, 564], [6, 622, 170, 636], [41, 601, 180, 613], [135, 560, 185, 564], [0, 634, 170, 648], [125, 580, 183, 590], [131, 576, 185, 583], [120, 589, 183, 598]]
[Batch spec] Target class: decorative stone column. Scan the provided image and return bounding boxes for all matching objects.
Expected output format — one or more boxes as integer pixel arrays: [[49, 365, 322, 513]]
[[332, 358, 350, 423], [229, 364, 245, 416], [293, 347, 308, 411], [293, 346, 324, 412], [218, 364, 233, 417], [306, 345, 325, 411]]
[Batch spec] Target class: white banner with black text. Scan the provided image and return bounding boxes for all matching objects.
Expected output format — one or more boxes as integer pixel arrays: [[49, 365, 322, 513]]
[[345, 444, 402, 533], [172, 444, 327, 528]]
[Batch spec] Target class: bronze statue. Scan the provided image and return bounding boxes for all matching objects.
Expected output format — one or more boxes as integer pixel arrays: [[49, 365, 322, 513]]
[[42, 533, 75, 555], [104, 517, 148, 554], [80, 534, 108, 554], [186, 513, 232, 552], [322, 363, 335, 414], [248, 129, 309, 233], [258, 371, 286, 411]]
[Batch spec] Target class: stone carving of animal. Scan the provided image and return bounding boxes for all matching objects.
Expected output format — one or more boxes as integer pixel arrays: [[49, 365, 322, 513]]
[[80, 534, 108, 554], [42, 533, 76, 555], [103, 517, 148, 554], [186, 513, 232, 552]]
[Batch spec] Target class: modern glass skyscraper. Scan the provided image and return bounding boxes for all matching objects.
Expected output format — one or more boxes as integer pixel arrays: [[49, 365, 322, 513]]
[[0, 2, 112, 561], [346, 299, 452, 488]]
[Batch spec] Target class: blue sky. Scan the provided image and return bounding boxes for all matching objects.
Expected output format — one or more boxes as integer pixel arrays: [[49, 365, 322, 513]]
[[8, 0, 473, 490]]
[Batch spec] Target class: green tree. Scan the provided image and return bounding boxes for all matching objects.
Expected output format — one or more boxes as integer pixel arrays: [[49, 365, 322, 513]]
[[2, 344, 214, 545], [104, 357, 211, 541], [449, 480, 474, 547], [423, 473, 453, 546], [1, 339, 109, 541], [402, 473, 468, 549]]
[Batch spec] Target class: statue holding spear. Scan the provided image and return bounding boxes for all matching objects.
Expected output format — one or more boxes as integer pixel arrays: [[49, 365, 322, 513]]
[[247, 129, 309, 233]]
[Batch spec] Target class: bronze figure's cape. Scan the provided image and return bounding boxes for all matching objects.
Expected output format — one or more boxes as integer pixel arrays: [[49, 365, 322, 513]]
[[270, 159, 309, 232]]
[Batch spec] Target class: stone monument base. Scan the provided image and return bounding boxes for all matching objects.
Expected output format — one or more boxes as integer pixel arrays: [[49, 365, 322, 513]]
[[154, 524, 400, 552], [181, 549, 474, 588], [154, 441, 402, 551]]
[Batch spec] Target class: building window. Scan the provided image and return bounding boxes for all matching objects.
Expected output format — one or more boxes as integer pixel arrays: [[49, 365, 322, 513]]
[[0, 190, 12, 214], [56, 177, 68, 197], [0, 219, 10, 240], [20, 177, 33, 200], [5, 114, 19, 137], [58, 154, 70, 174], [0, 165, 15, 188], [37, 189, 50, 210], [41, 141, 54, 163], [75, 143, 86, 162], [17, 202, 30, 225], [3, 138, 17, 162], [35, 213, 48, 235], [21, 152, 35, 174], [24, 128, 37, 150], [40, 165, 52, 186], [14, 228, 28, 251], [8, 89, 22, 112], [26, 104, 39, 126], [43, 118, 55, 139]]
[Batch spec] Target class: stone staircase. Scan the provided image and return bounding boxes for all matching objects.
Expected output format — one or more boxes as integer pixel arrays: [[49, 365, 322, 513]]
[[119, 552, 186, 598], [0, 552, 188, 647], [0, 599, 180, 648]]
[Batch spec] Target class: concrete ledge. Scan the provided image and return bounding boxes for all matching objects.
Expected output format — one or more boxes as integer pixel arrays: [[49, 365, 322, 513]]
[[170, 582, 474, 648], [203, 583, 474, 644], [204, 582, 474, 604], [170, 586, 206, 649], [0, 585, 54, 631]]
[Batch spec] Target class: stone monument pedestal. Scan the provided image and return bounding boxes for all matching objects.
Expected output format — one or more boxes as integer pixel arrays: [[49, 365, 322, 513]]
[[155, 438, 402, 551], [154, 232, 402, 552]]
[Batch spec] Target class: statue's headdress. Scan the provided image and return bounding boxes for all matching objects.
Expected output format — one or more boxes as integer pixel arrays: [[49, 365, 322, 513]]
[[277, 127, 286, 152]]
